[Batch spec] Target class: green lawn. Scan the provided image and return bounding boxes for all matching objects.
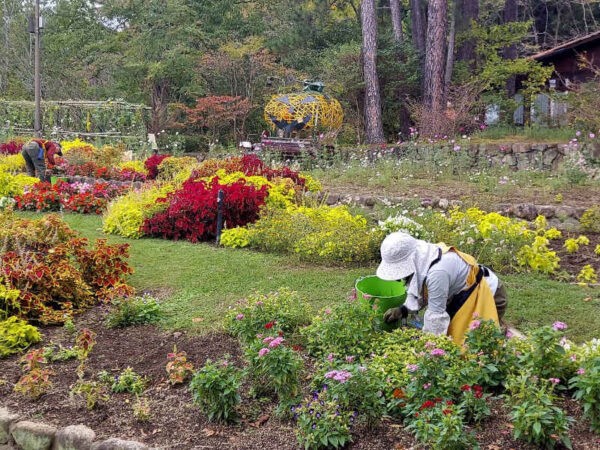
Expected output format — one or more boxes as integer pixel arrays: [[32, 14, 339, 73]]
[[19, 212, 600, 343]]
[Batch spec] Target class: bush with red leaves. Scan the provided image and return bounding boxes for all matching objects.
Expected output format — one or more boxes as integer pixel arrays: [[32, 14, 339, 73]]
[[144, 154, 170, 180], [142, 177, 268, 242], [0, 140, 25, 155]]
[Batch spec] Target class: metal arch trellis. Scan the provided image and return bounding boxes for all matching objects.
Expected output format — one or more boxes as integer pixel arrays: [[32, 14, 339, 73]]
[[0, 99, 151, 142]]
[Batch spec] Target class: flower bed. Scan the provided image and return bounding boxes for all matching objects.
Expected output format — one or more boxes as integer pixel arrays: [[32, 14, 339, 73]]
[[15, 180, 130, 214]]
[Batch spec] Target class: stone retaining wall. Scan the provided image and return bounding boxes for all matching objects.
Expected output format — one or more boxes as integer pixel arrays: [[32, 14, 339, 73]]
[[0, 407, 150, 450]]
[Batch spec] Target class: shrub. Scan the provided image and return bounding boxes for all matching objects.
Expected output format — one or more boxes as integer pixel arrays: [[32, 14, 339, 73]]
[[505, 373, 573, 449], [189, 358, 241, 422], [0, 316, 41, 357], [245, 335, 303, 404], [405, 400, 478, 450], [142, 178, 268, 243], [300, 300, 380, 359], [157, 156, 199, 180], [144, 154, 170, 180], [111, 367, 147, 395], [294, 389, 354, 450], [165, 346, 194, 385], [102, 184, 175, 238], [15, 182, 62, 212], [0, 154, 26, 172], [240, 205, 382, 264], [0, 172, 39, 198], [70, 378, 110, 410], [312, 361, 387, 428], [224, 289, 311, 343], [369, 328, 460, 403], [570, 357, 600, 433], [0, 139, 24, 155], [13, 348, 53, 399], [106, 294, 162, 328], [580, 206, 600, 233]]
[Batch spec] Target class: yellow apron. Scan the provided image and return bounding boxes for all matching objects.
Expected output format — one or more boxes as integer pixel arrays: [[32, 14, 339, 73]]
[[425, 245, 499, 345]]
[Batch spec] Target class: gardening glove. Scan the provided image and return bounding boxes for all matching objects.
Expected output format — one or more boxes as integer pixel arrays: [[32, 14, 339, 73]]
[[383, 305, 408, 323]]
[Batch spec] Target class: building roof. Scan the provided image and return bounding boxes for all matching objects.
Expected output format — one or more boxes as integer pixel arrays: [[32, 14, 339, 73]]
[[531, 30, 600, 61]]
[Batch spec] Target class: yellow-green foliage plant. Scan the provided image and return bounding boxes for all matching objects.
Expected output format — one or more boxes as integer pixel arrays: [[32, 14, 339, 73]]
[[0, 154, 26, 173], [103, 184, 176, 238], [516, 235, 560, 274], [0, 316, 41, 357], [580, 206, 600, 233], [0, 172, 39, 197], [118, 160, 147, 174], [157, 156, 199, 181], [60, 138, 94, 153], [564, 235, 590, 254], [577, 265, 598, 285], [227, 204, 384, 264]]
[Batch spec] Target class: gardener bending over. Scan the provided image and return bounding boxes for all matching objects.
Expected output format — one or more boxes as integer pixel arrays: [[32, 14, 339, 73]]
[[20, 139, 63, 182], [376, 232, 507, 344]]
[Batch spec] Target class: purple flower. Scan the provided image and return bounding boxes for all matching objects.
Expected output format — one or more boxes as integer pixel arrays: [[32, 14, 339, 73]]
[[505, 329, 513, 338], [258, 347, 270, 357], [549, 378, 560, 385], [345, 355, 355, 363], [453, 145, 461, 152], [327, 353, 334, 362], [430, 348, 446, 357], [469, 320, 481, 330], [590, 133, 596, 139], [552, 321, 567, 331], [577, 368, 586, 375], [235, 313, 244, 320], [324, 370, 353, 383]]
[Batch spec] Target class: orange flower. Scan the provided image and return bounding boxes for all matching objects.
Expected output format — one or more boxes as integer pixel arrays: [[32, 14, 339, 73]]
[[392, 388, 406, 399]]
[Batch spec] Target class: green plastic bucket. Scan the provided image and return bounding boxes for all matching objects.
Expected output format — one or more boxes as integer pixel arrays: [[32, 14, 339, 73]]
[[50, 176, 68, 185], [355, 276, 407, 331]]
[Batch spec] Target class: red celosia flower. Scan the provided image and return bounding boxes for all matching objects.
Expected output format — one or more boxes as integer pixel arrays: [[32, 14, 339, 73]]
[[265, 321, 274, 329], [420, 400, 435, 410]]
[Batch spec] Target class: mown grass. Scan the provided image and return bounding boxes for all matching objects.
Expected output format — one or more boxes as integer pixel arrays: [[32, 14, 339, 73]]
[[17, 212, 600, 343]]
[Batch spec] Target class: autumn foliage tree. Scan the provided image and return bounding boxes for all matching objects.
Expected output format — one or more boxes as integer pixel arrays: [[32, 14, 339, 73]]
[[185, 96, 252, 143]]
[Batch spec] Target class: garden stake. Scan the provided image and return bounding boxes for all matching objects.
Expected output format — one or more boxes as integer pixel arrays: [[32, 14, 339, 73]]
[[216, 189, 224, 244]]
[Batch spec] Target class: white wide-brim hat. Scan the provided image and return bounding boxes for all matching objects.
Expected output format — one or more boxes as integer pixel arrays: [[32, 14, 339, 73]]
[[376, 232, 418, 281]]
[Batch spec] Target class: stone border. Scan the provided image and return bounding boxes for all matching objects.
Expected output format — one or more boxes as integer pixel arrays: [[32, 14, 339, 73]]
[[0, 407, 151, 450], [324, 193, 586, 230]]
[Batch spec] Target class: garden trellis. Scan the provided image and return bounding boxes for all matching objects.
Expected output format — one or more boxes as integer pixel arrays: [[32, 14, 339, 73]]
[[0, 99, 150, 143]]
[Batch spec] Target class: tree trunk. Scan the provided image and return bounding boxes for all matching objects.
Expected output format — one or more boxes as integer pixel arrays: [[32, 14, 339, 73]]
[[390, 0, 404, 44], [423, 0, 448, 112], [445, 10, 456, 88], [455, 0, 479, 67], [410, 0, 427, 56], [503, 0, 518, 98], [361, 0, 385, 144], [150, 80, 169, 134]]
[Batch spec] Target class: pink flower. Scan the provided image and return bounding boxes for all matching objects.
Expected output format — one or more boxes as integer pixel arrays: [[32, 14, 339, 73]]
[[549, 378, 560, 384], [577, 368, 586, 375], [256, 301, 264, 306], [262, 336, 274, 344], [469, 320, 481, 330], [268, 337, 285, 348], [423, 383, 431, 390], [472, 312, 480, 319], [590, 133, 596, 139], [576, 130, 582, 137], [327, 353, 334, 362], [552, 321, 567, 331], [570, 355, 577, 362], [430, 348, 446, 357], [345, 355, 355, 363], [324, 370, 353, 383], [258, 348, 270, 357], [236, 313, 244, 320], [407, 364, 419, 372], [453, 145, 461, 152], [324, 308, 332, 315], [505, 330, 513, 338]]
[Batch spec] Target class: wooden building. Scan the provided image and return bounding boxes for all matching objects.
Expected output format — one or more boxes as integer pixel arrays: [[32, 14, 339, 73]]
[[532, 30, 600, 91]]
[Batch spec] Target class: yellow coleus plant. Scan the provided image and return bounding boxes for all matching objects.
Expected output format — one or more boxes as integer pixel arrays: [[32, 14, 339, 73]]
[[0, 154, 26, 173], [103, 183, 176, 238], [516, 235, 560, 274], [118, 160, 147, 174], [577, 264, 598, 285], [0, 172, 39, 197], [564, 235, 590, 254], [60, 138, 96, 153]]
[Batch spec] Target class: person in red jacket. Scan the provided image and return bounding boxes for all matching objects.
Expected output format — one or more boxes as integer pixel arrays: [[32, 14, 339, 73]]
[[20, 139, 63, 182]]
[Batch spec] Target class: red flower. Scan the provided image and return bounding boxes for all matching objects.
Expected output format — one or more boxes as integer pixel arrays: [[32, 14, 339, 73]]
[[419, 400, 435, 410], [265, 321, 274, 329], [443, 409, 452, 415], [446, 400, 453, 406], [278, 330, 284, 336], [473, 385, 483, 392], [475, 391, 484, 399], [461, 384, 471, 391], [433, 397, 442, 403]]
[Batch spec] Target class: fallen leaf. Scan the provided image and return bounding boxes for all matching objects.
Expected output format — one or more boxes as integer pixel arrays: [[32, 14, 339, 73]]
[[486, 445, 501, 450], [393, 444, 406, 450], [584, 297, 592, 302], [251, 414, 270, 427], [192, 317, 204, 323], [202, 428, 217, 437]]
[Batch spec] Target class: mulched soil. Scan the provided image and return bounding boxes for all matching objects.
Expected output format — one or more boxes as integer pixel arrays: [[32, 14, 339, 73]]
[[1, 305, 600, 450], [550, 232, 600, 279]]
